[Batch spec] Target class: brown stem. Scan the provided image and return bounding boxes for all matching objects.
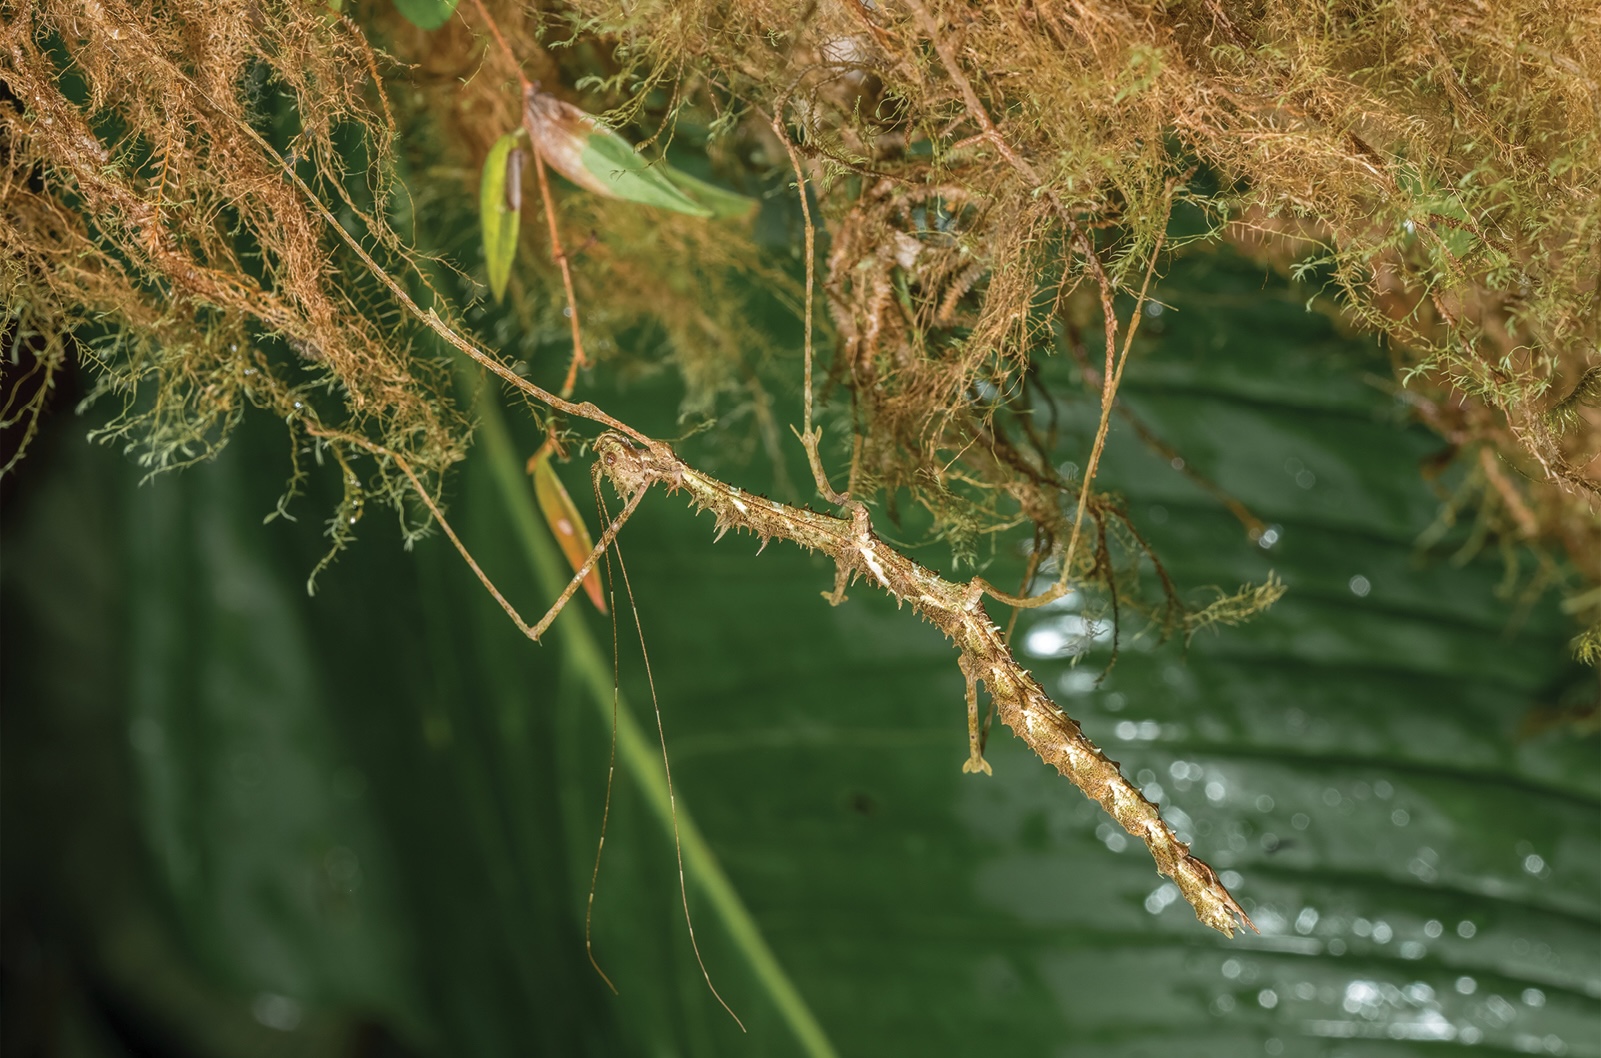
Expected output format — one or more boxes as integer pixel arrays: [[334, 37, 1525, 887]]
[[526, 139, 589, 397], [467, 0, 588, 396], [772, 113, 848, 506]]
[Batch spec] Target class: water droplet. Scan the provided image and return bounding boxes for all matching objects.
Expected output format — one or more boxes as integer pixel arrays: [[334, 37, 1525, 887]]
[[1374, 780, 1393, 799], [1144, 882, 1180, 914], [1258, 988, 1278, 1009], [1221, 958, 1242, 979], [1256, 794, 1275, 812], [1400, 941, 1426, 959], [1343, 979, 1380, 1012], [1457, 920, 1477, 939], [1327, 938, 1346, 955], [1523, 853, 1547, 875], [1391, 808, 1410, 826], [1058, 670, 1097, 696], [1522, 988, 1545, 1008], [1371, 921, 1393, 944], [1264, 1039, 1284, 1056], [1148, 504, 1169, 524], [1220, 870, 1244, 889], [1295, 469, 1316, 488], [1291, 813, 1310, 830], [1170, 456, 1185, 470], [1348, 574, 1371, 597], [1485, 993, 1516, 1026], [324, 846, 362, 892], [1206, 781, 1226, 803], [251, 993, 302, 1031], [129, 717, 164, 753], [1455, 976, 1477, 995], [1145, 301, 1164, 317], [1294, 907, 1319, 935], [1255, 524, 1282, 549]]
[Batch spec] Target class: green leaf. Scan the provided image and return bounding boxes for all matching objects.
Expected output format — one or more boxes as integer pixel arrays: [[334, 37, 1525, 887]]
[[479, 131, 523, 303], [523, 91, 751, 219], [576, 128, 715, 217], [661, 167, 758, 220], [392, 0, 457, 30]]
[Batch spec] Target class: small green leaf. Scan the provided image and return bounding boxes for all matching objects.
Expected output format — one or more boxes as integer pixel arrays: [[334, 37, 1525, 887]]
[[523, 90, 752, 220], [393, 0, 457, 31], [479, 131, 523, 303], [577, 128, 715, 217], [662, 167, 758, 220]]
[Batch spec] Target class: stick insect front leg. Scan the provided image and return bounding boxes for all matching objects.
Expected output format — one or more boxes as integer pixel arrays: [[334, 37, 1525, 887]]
[[351, 429, 648, 647], [528, 478, 648, 641]]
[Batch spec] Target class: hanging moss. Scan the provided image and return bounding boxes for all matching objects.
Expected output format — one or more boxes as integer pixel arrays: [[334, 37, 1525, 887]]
[[3, 0, 1595, 649]]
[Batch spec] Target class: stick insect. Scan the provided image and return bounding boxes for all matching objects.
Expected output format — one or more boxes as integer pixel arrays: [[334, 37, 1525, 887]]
[[509, 432, 1256, 940]]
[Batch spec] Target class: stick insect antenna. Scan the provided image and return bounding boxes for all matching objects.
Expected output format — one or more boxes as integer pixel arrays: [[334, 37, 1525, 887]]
[[608, 502, 747, 1031], [583, 473, 623, 995]]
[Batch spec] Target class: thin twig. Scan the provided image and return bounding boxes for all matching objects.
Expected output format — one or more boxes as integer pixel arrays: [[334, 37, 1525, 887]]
[[527, 140, 589, 397], [212, 94, 641, 442], [469, 0, 589, 395], [772, 114, 847, 506]]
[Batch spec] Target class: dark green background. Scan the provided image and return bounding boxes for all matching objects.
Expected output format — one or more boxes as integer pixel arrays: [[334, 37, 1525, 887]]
[[4, 248, 1597, 1057]]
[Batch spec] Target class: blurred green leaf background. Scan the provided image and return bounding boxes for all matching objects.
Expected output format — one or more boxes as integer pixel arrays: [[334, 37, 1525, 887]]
[[4, 248, 1597, 1058]]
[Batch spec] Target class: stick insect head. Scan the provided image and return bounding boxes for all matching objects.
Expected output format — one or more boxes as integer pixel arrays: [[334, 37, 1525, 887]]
[[593, 431, 675, 497]]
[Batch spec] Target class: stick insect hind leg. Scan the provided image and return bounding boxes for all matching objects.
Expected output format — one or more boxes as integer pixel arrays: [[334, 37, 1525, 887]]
[[376, 437, 646, 647]]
